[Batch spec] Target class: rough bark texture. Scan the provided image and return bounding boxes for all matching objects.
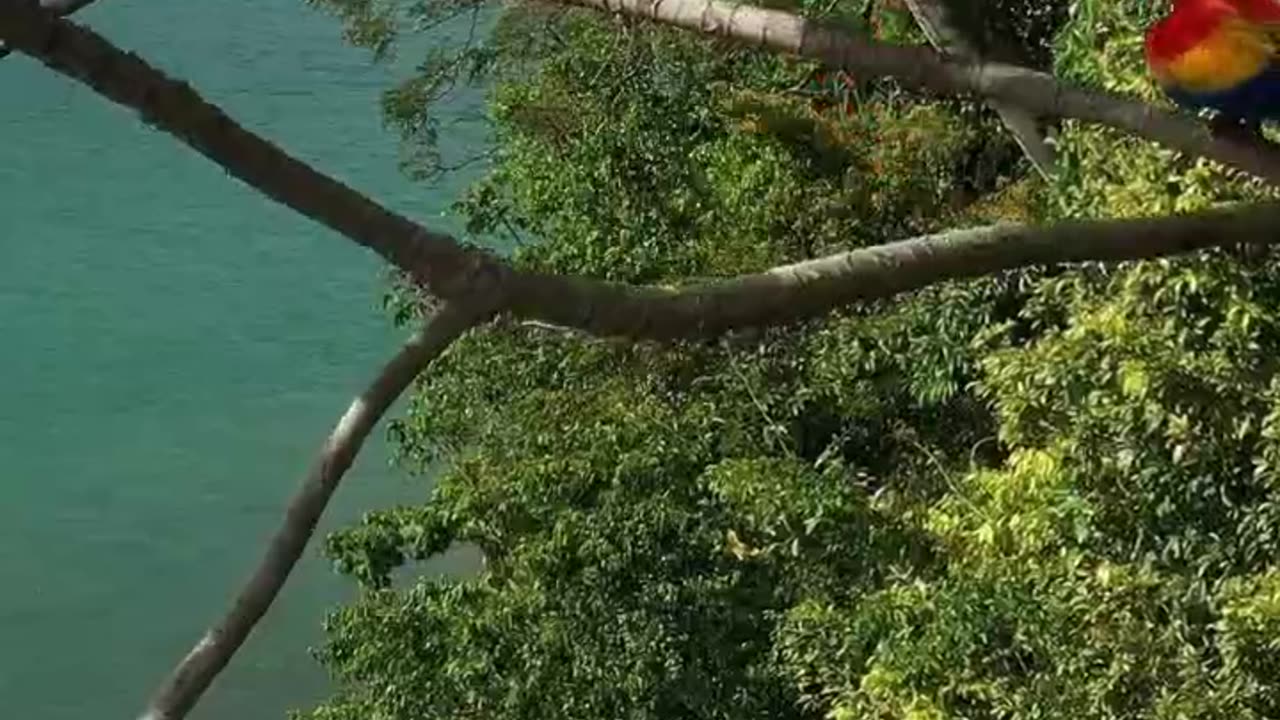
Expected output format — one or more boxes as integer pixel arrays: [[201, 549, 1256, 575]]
[[138, 302, 489, 720], [901, 0, 1056, 179], [563, 0, 1280, 185]]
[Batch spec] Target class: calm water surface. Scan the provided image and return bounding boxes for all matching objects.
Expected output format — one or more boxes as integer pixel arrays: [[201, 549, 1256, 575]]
[[1, 1, 487, 717]]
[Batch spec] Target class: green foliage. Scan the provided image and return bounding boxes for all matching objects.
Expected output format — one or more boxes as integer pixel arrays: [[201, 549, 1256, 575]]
[[304, 0, 1280, 718], [1219, 570, 1280, 716], [981, 257, 1280, 576]]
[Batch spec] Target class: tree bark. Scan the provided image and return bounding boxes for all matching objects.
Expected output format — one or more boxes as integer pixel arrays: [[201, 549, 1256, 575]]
[[138, 301, 491, 720]]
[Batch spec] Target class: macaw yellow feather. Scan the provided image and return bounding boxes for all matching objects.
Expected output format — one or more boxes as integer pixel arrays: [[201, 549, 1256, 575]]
[[1161, 16, 1277, 93]]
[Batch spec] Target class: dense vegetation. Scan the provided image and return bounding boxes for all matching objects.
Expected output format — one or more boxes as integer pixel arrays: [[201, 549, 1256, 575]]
[[303, 0, 1280, 717]]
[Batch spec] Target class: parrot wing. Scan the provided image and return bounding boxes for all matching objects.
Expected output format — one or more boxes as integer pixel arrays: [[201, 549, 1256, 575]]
[[900, 0, 1056, 180]]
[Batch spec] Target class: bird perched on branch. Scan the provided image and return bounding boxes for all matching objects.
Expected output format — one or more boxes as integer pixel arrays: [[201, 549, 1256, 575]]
[[1146, 0, 1280, 139]]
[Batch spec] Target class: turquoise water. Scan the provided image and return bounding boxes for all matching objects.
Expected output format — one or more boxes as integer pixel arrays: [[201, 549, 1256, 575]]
[[1, 2, 486, 717]]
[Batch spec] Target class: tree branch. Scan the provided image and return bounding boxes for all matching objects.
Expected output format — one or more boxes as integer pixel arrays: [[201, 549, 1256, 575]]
[[558, 0, 1280, 186], [138, 301, 491, 720], [6, 0, 1280, 345], [0, 0, 490, 298], [502, 204, 1280, 338], [5, 0, 1280, 343], [900, 0, 1056, 180], [37, 0, 96, 11], [0, 0, 97, 59]]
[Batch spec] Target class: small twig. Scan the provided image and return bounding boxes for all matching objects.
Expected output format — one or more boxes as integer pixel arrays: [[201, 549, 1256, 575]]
[[499, 215, 527, 248], [138, 301, 492, 720], [519, 318, 580, 335], [726, 347, 795, 456], [436, 149, 495, 173]]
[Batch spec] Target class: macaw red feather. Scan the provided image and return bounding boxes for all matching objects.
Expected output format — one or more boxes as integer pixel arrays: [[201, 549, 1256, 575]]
[[1224, 0, 1280, 24], [1146, 0, 1280, 122], [1149, 0, 1280, 62], [1146, 0, 1240, 64]]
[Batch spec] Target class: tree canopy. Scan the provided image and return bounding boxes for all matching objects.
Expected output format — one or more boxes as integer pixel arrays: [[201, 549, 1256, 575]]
[[304, 1, 1280, 718]]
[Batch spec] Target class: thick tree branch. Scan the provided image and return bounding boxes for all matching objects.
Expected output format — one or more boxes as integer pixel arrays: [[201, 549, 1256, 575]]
[[0, 0, 489, 298], [560, 0, 1280, 186], [502, 204, 1280, 338], [138, 301, 491, 720], [0, 0, 97, 59], [5, 0, 1280, 346]]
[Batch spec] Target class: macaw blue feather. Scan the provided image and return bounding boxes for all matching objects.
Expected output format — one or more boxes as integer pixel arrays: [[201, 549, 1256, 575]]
[[1163, 62, 1280, 122]]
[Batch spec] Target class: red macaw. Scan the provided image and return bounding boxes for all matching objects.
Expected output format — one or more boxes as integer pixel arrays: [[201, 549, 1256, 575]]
[[1145, 0, 1280, 136]]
